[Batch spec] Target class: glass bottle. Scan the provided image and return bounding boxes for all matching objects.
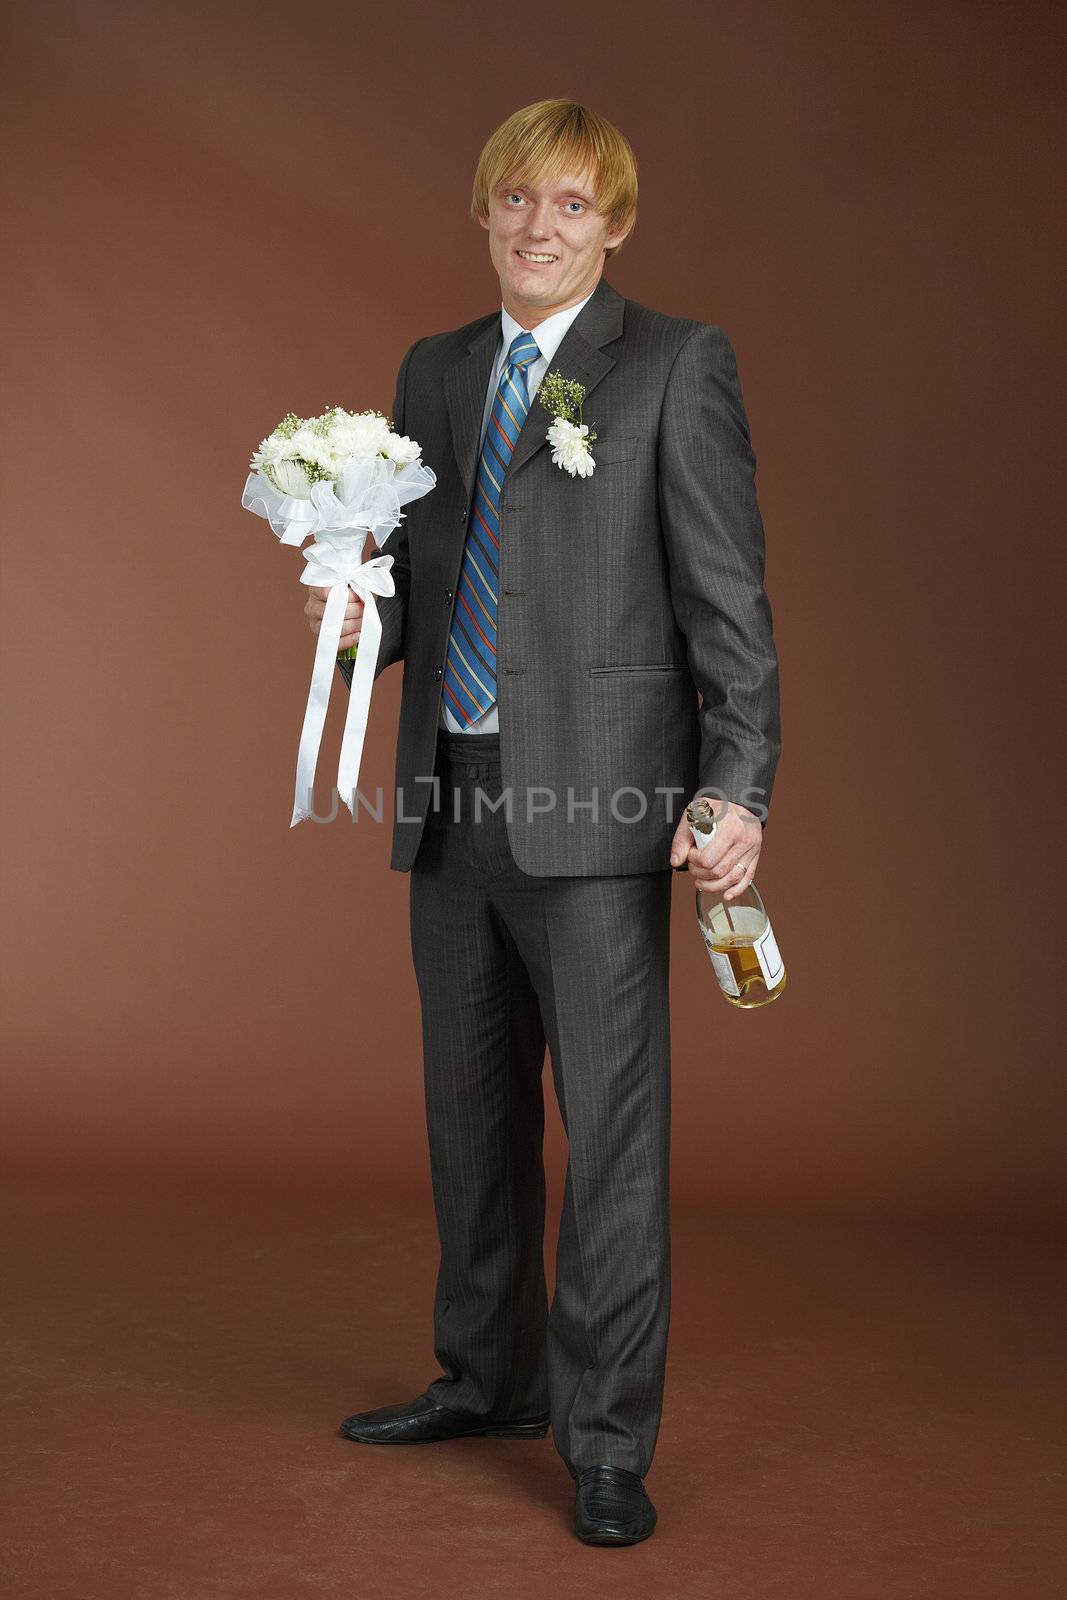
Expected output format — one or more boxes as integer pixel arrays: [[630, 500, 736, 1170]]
[[685, 798, 786, 1009]]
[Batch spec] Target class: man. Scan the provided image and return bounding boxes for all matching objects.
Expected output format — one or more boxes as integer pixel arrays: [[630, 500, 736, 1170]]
[[306, 98, 781, 1545]]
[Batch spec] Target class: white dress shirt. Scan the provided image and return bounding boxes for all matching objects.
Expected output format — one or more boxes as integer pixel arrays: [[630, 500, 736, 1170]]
[[439, 288, 597, 734]]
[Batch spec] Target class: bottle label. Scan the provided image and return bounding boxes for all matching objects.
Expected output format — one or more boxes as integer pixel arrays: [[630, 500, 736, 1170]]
[[754, 919, 784, 987], [699, 923, 740, 996]]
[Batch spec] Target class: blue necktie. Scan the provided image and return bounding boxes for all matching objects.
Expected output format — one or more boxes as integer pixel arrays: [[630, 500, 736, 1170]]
[[443, 330, 540, 726]]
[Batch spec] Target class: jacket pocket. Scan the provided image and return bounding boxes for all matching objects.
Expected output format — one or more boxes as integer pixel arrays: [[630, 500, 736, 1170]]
[[589, 663, 687, 676], [588, 435, 638, 463]]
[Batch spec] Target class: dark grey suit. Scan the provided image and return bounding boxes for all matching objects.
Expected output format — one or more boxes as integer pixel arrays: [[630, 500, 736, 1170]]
[[340, 274, 780, 873], [338, 274, 780, 1478]]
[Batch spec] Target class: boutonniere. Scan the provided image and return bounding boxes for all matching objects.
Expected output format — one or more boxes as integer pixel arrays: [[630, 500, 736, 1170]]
[[538, 369, 598, 478]]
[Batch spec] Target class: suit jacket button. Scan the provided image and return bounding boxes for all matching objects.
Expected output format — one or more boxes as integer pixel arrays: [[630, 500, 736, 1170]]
[[459, 509, 467, 522], [445, 590, 453, 604], [433, 667, 443, 681]]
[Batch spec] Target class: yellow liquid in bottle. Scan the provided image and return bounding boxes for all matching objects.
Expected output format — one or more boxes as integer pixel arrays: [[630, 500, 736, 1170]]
[[696, 899, 786, 1009]]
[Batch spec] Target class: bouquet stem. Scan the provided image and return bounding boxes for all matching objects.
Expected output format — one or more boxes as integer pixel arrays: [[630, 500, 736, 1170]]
[[337, 644, 358, 661]]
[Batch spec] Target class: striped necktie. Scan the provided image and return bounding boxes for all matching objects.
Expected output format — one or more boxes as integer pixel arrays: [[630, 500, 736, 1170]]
[[443, 329, 540, 727]]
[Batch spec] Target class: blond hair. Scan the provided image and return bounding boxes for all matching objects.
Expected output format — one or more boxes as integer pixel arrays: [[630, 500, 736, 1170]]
[[471, 99, 638, 259]]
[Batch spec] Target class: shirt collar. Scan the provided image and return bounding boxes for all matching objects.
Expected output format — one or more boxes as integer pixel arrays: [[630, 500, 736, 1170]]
[[498, 286, 598, 367]]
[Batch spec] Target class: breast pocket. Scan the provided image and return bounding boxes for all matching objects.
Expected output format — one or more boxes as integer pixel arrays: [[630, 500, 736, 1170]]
[[589, 434, 638, 465]]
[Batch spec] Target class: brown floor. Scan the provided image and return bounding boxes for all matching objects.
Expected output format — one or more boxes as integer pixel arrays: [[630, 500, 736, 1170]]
[[1, 1180, 1063, 1598]]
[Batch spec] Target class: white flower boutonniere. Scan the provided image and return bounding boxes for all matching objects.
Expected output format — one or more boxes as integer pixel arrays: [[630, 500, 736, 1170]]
[[538, 370, 598, 478]]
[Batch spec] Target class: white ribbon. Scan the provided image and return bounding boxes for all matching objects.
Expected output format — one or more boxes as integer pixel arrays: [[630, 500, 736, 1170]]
[[293, 533, 395, 827], [241, 455, 436, 826]]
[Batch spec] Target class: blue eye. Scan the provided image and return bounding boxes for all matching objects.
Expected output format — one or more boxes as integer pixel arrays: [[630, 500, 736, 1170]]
[[503, 192, 585, 212]]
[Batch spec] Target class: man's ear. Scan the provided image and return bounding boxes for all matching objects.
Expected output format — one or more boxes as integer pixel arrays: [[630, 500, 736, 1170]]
[[477, 213, 490, 231], [606, 217, 635, 251]]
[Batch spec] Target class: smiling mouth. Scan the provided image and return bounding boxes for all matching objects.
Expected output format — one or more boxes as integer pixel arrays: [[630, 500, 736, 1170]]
[[515, 250, 559, 264]]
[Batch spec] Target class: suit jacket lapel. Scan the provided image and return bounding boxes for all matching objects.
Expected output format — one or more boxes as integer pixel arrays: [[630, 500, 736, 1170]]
[[442, 314, 498, 497], [442, 275, 626, 499]]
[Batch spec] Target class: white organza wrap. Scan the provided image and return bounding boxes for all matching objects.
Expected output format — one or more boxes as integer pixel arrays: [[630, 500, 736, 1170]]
[[242, 455, 436, 826]]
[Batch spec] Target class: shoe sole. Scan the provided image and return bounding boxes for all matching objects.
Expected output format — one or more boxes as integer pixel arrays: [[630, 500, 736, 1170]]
[[575, 1523, 656, 1545], [339, 1419, 550, 1444]]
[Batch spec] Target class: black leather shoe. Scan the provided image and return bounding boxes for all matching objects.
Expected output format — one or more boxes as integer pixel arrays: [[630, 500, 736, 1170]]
[[574, 1465, 657, 1545], [338, 1391, 549, 1444]]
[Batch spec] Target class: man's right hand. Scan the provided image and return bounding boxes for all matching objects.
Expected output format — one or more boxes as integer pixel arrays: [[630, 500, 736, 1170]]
[[305, 584, 364, 652]]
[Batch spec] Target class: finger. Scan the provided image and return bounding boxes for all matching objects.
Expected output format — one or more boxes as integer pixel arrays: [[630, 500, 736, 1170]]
[[687, 842, 734, 877], [678, 815, 745, 873], [689, 864, 743, 891], [311, 615, 348, 639], [698, 846, 754, 883], [723, 849, 760, 899], [689, 820, 744, 864], [693, 847, 759, 896], [723, 857, 756, 900]]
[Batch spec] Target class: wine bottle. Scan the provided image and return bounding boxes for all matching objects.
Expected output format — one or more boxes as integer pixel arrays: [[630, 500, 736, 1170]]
[[685, 798, 786, 1009]]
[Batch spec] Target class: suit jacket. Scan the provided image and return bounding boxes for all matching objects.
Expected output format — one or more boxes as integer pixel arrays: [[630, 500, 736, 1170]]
[[338, 274, 781, 876]]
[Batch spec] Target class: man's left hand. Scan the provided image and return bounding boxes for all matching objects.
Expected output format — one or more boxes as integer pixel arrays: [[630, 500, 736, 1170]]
[[669, 797, 763, 899]]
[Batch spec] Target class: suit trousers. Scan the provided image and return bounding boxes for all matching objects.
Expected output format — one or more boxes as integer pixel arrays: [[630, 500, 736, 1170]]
[[409, 727, 674, 1479]]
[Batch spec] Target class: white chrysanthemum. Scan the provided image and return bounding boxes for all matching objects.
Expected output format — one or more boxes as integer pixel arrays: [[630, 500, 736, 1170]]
[[547, 417, 596, 478], [286, 426, 315, 454], [250, 434, 294, 470], [328, 410, 392, 463], [289, 428, 336, 473], [381, 432, 421, 466], [263, 458, 313, 498]]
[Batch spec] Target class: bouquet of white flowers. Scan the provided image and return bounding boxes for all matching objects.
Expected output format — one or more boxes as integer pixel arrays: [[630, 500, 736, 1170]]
[[242, 405, 436, 826]]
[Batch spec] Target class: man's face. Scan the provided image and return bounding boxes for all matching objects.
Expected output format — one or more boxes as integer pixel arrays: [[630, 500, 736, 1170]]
[[479, 168, 631, 323]]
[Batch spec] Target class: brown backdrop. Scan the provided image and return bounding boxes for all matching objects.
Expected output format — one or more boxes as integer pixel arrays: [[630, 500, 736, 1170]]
[[3, 0, 1063, 1221]]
